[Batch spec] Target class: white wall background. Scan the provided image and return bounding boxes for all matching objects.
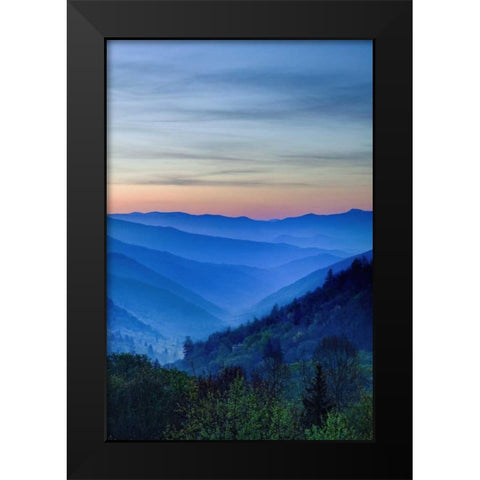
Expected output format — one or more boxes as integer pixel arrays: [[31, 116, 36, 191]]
[[0, 0, 478, 478]]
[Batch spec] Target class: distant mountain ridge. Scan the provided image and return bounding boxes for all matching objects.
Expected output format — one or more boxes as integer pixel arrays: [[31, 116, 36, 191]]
[[109, 209, 371, 253], [107, 237, 342, 315], [111, 208, 369, 224], [106, 209, 373, 364], [107, 218, 328, 268], [107, 300, 180, 363], [107, 252, 226, 318], [107, 274, 225, 341], [248, 250, 373, 318], [270, 252, 343, 281], [108, 237, 284, 313]]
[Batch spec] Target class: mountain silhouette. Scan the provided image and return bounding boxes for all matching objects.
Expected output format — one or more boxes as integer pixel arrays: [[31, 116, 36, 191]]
[[107, 218, 325, 268], [107, 274, 225, 341], [249, 250, 373, 318], [109, 209, 371, 252], [107, 252, 226, 318]]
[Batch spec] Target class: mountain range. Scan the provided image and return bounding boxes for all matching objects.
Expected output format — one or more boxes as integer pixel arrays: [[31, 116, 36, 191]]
[[110, 209, 372, 253], [170, 257, 373, 375], [250, 250, 373, 318], [106, 209, 373, 363], [108, 218, 334, 268]]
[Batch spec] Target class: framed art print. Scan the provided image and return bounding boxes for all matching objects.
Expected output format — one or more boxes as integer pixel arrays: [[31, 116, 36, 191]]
[[106, 38, 374, 441], [68, 1, 412, 479]]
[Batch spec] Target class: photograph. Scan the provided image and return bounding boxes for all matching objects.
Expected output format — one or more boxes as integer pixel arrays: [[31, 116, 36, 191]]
[[106, 40, 373, 441]]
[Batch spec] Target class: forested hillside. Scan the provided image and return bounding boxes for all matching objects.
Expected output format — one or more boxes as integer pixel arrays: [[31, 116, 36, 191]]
[[107, 259, 373, 440], [172, 257, 372, 376], [107, 299, 182, 363]]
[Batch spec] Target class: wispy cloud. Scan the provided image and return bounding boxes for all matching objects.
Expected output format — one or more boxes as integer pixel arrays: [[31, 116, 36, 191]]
[[107, 40, 373, 213], [110, 174, 310, 187]]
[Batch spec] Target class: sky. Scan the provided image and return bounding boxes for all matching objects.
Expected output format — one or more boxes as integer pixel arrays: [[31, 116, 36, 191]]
[[107, 40, 372, 219]]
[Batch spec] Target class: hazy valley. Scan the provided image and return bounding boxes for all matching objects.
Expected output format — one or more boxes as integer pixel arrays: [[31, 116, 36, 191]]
[[107, 209, 372, 364]]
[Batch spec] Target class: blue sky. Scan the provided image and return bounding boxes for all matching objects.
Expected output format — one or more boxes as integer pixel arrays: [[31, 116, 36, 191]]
[[107, 40, 372, 218]]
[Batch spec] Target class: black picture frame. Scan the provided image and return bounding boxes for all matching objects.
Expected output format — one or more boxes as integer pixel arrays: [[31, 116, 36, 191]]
[[67, 1, 412, 479]]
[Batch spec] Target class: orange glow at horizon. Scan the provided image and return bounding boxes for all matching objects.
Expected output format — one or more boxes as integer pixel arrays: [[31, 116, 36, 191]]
[[107, 184, 372, 219]]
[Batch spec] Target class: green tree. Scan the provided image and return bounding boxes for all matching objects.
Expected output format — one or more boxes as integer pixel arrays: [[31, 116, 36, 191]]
[[305, 411, 356, 440], [315, 336, 363, 408], [302, 363, 333, 428], [171, 367, 302, 440], [305, 393, 373, 440], [258, 337, 290, 398], [107, 353, 193, 440]]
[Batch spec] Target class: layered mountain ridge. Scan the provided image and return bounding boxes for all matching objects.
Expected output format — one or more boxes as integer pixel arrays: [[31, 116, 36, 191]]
[[106, 209, 372, 364]]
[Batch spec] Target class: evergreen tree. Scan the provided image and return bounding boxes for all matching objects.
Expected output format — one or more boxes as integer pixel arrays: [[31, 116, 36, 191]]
[[263, 337, 283, 363], [260, 337, 289, 397], [183, 336, 194, 359], [316, 336, 362, 408], [326, 268, 334, 283], [302, 363, 333, 428]]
